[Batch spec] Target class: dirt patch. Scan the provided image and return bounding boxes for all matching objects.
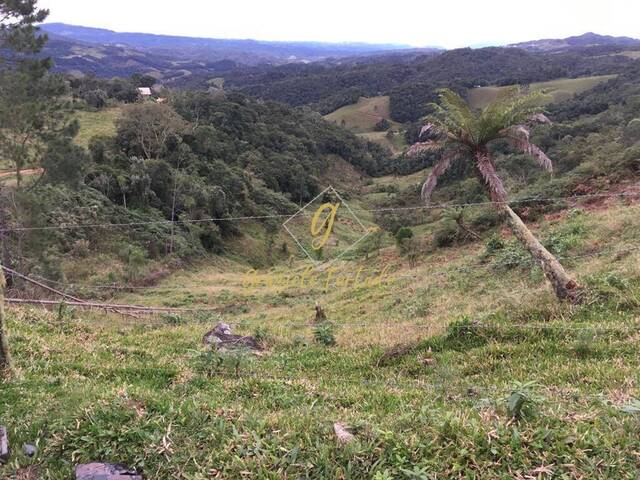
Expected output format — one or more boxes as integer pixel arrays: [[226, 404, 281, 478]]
[[0, 168, 43, 178]]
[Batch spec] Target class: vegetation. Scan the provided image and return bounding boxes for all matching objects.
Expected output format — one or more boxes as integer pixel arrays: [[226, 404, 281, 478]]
[[467, 75, 617, 110], [223, 46, 635, 123], [2, 201, 640, 477], [409, 88, 582, 299], [2, 2, 640, 477]]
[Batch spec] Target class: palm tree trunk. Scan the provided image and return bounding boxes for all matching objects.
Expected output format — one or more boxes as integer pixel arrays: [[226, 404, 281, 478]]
[[502, 204, 580, 302], [0, 267, 13, 377]]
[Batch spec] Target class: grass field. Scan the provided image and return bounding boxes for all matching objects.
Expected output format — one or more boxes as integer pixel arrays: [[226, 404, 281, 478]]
[[325, 96, 396, 134], [74, 107, 122, 148], [357, 131, 407, 155], [3, 195, 640, 478], [325, 96, 406, 153], [468, 75, 618, 110]]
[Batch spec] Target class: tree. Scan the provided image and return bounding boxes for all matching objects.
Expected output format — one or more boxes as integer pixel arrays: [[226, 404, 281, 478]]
[[117, 103, 188, 160], [409, 88, 580, 302], [42, 137, 90, 186], [0, 0, 49, 55], [0, 0, 76, 187], [0, 67, 77, 186], [0, 0, 50, 376], [374, 118, 391, 132]]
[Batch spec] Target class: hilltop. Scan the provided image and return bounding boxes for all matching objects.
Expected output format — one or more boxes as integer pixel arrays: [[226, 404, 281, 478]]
[[509, 32, 640, 52]]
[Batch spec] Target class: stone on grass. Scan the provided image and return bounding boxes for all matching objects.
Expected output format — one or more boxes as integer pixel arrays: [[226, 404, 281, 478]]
[[75, 462, 142, 479], [22, 443, 37, 458], [202, 322, 262, 352], [333, 422, 355, 445], [0, 426, 9, 463]]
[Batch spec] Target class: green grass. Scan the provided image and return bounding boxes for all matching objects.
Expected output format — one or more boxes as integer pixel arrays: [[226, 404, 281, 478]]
[[2, 202, 640, 478], [74, 107, 122, 148], [468, 75, 618, 110], [357, 131, 407, 155], [325, 96, 392, 133]]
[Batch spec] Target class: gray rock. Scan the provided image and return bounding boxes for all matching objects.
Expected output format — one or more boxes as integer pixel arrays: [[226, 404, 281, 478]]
[[22, 443, 37, 457], [0, 426, 9, 464], [75, 462, 142, 479], [202, 322, 262, 351]]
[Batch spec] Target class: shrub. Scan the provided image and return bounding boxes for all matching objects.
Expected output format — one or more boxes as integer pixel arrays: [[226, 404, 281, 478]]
[[395, 227, 414, 253], [432, 221, 458, 248], [374, 118, 391, 132], [624, 118, 640, 145], [314, 322, 336, 346]]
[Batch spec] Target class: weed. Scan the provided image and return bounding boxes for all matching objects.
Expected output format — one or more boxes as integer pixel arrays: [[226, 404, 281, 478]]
[[506, 381, 545, 419], [314, 321, 337, 346]]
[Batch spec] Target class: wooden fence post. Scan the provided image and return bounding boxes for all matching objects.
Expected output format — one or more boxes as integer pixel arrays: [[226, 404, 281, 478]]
[[0, 266, 13, 377]]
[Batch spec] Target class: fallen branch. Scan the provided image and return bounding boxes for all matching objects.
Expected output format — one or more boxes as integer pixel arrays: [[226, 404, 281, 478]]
[[5, 298, 223, 314]]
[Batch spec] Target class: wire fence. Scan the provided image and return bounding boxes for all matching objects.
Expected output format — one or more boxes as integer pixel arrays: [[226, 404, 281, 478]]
[[3, 187, 640, 335], [1, 190, 638, 233]]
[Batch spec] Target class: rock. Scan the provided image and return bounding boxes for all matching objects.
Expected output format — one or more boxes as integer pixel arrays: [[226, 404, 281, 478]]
[[202, 322, 262, 352], [22, 443, 36, 458], [333, 422, 355, 445], [75, 462, 142, 479], [0, 426, 9, 464]]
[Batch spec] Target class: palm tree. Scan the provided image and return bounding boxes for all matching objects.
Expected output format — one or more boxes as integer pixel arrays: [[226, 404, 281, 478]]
[[409, 88, 580, 302]]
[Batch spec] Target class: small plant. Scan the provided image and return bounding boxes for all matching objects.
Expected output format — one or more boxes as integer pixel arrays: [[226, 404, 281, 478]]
[[506, 380, 544, 419], [192, 349, 223, 377], [484, 234, 505, 255], [56, 301, 75, 321], [162, 313, 184, 325], [314, 321, 336, 346], [252, 326, 273, 348], [573, 330, 597, 358], [192, 347, 253, 378]]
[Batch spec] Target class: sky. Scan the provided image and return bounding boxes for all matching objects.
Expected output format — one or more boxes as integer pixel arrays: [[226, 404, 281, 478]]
[[38, 0, 640, 49]]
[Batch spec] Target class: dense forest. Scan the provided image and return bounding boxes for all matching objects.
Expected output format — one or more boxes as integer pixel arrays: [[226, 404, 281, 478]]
[[223, 45, 637, 122]]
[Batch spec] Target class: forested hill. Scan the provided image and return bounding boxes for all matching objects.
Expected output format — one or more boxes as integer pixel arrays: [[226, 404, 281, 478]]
[[5, 90, 390, 280], [509, 32, 640, 52], [222, 45, 639, 122]]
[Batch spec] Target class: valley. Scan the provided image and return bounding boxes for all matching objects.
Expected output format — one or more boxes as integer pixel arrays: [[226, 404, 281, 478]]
[[2, 4, 640, 478]]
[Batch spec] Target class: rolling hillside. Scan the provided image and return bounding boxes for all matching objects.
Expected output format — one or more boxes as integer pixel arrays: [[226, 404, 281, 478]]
[[41, 23, 425, 66], [509, 32, 640, 52], [468, 75, 618, 109], [324, 96, 406, 153]]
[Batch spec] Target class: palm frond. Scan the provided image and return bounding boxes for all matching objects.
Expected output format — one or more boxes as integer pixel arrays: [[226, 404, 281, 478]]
[[476, 152, 507, 202], [427, 89, 477, 141], [419, 123, 437, 139], [421, 150, 458, 202], [501, 125, 553, 172], [529, 113, 552, 125], [406, 140, 438, 157]]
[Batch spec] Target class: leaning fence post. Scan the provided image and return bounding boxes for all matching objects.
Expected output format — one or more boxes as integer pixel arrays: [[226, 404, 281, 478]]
[[0, 266, 13, 377]]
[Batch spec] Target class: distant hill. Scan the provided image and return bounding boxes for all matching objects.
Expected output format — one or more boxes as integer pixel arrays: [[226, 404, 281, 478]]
[[41, 34, 239, 84], [40, 23, 427, 65], [509, 32, 640, 52]]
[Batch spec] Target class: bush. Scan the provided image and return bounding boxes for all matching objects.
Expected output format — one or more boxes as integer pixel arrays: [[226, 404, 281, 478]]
[[314, 322, 336, 346], [395, 227, 414, 253], [624, 118, 640, 144], [432, 221, 459, 248], [374, 118, 391, 132]]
